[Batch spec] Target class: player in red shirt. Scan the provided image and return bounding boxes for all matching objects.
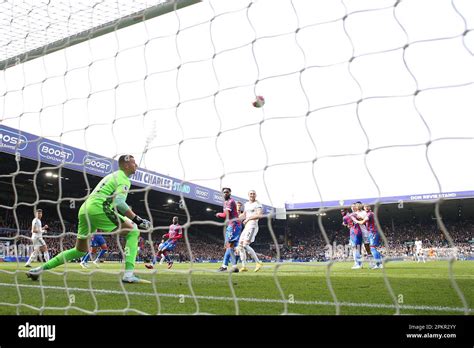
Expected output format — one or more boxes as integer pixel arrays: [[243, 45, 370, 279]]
[[145, 216, 183, 269], [342, 204, 363, 269], [216, 187, 242, 272], [354, 205, 383, 269]]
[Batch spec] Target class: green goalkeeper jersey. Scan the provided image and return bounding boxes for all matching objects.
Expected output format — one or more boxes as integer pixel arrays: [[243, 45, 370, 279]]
[[79, 169, 131, 215]]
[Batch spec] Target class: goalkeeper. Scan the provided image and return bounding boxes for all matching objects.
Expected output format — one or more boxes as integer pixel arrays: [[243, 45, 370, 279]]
[[27, 155, 152, 284]]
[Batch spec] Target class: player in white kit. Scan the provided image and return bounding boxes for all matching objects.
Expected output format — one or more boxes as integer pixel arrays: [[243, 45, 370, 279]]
[[237, 190, 264, 273], [24, 209, 50, 267], [414, 237, 425, 263]]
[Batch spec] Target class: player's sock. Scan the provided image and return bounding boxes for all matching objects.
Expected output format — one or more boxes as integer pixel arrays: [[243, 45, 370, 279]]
[[151, 255, 157, 265], [244, 245, 260, 263], [355, 250, 361, 266], [81, 252, 91, 263], [43, 251, 50, 262], [229, 248, 237, 266], [239, 246, 247, 267], [223, 248, 232, 267], [124, 229, 139, 272], [94, 249, 107, 262], [164, 252, 171, 263], [25, 250, 38, 266], [26, 251, 36, 265], [352, 248, 358, 265], [42, 248, 87, 270], [370, 246, 381, 265]]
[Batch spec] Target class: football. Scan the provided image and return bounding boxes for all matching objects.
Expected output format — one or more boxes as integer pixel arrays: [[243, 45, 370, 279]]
[[252, 95, 265, 108]]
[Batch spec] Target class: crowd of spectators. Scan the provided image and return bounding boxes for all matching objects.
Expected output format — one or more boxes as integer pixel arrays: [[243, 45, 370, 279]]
[[0, 215, 76, 234]]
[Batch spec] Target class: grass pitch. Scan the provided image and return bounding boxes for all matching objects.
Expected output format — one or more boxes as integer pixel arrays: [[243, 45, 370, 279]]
[[0, 260, 472, 315]]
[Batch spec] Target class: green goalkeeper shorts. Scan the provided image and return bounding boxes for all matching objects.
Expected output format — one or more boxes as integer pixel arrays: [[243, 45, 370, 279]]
[[77, 207, 127, 240]]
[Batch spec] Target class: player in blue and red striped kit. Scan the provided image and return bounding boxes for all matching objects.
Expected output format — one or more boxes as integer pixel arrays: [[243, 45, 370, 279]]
[[342, 204, 363, 269], [216, 187, 241, 273], [80, 234, 108, 268], [145, 216, 183, 269], [354, 205, 383, 269]]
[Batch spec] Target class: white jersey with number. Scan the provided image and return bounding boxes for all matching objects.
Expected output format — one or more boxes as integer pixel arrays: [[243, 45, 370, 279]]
[[415, 240, 422, 251], [31, 218, 46, 248], [244, 201, 263, 227], [240, 200, 263, 243]]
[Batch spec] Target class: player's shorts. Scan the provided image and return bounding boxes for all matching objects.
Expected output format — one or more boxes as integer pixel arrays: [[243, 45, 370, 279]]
[[159, 240, 176, 252], [349, 231, 362, 246], [77, 204, 128, 240], [225, 223, 242, 244], [369, 232, 380, 247], [361, 230, 370, 244], [239, 224, 259, 244], [91, 234, 106, 248], [32, 236, 46, 248]]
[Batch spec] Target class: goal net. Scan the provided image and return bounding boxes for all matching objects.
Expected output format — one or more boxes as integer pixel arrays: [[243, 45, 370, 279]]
[[0, 0, 473, 316]]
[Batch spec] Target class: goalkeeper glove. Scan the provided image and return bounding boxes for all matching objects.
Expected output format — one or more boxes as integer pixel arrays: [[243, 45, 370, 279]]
[[132, 215, 151, 229]]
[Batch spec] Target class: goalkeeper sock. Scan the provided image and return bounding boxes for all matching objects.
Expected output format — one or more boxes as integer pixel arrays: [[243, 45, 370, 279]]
[[152, 255, 157, 265], [43, 248, 87, 270], [81, 252, 91, 263], [124, 229, 139, 271], [94, 249, 107, 261]]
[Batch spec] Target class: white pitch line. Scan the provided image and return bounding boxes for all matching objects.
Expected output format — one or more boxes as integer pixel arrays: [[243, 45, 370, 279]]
[[0, 282, 471, 313]]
